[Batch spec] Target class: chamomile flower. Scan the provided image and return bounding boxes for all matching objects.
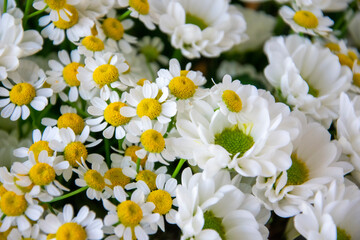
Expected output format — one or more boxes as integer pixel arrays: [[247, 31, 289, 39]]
[[33, 0, 81, 22], [0, 60, 53, 121], [120, 80, 177, 124], [102, 187, 160, 240], [77, 52, 129, 100], [138, 36, 168, 65], [279, 6, 333, 36], [125, 116, 177, 165], [50, 126, 104, 181], [87, 92, 131, 139], [7, 224, 46, 240], [39, 204, 104, 240]]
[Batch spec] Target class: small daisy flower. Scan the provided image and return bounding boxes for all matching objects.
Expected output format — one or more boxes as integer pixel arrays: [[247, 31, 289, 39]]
[[125, 116, 177, 165], [50, 126, 104, 181], [120, 80, 177, 124], [103, 187, 160, 240], [118, 0, 157, 30], [33, 0, 81, 22], [39, 204, 104, 240], [0, 60, 53, 121], [138, 36, 168, 65], [87, 92, 131, 139], [7, 224, 46, 240], [78, 52, 129, 100], [279, 6, 333, 36], [74, 160, 112, 201]]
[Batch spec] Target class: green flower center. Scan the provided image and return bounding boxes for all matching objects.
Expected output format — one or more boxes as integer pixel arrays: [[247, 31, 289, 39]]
[[186, 13, 208, 30], [140, 46, 160, 62], [337, 227, 351, 240], [203, 211, 226, 240], [286, 154, 309, 186]]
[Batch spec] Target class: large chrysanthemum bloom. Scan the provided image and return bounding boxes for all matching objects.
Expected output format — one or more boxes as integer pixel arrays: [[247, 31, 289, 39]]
[[0, 12, 43, 80], [253, 111, 353, 218], [0, 60, 53, 121], [39, 204, 104, 240], [294, 180, 360, 240], [264, 34, 352, 128], [175, 168, 270, 240], [157, 0, 247, 58]]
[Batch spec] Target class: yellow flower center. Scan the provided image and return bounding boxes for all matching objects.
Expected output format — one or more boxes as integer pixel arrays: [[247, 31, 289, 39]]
[[169, 76, 197, 99], [147, 190, 172, 215], [53, 5, 79, 30], [102, 18, 124, 41], [140, 45, 160, 62], [293, 10, 319, 29], [93, 64, 119, 87], [0, 184, 7, 197], [47, 234, 56, 240], [64, 142, 88, 167], [325, 42, 341, 52], [337, 53, 354, 69], [140, 129, 165, 153], [222, 90, 242, 112], [125, 145, 147, 167], [129, 0, 150, 15], [63, 62, 83, 87], [9, 83, 36, 106], [137, 78, 147, 86], [45, 0, 66, 10], [180, 70, 189, 76], [136, 170, 157, 191], [136, 98, 162, 119], [104, 102, 131, 127], [337, 227, 351, 240], [57, 113, 85, 135], [186, 13, 208, 30], [348, 51, 358, 61], [29, 162, 56, 186], [84, 169, 105, 191], [81, 36, 105, 52], [104, 168, 130, 189], [56, 222, 87, 240], [286, 154, 309, 186], [29, 140, 54, 162], [117, 200, 143, 227], [353, 73, 360, 88], [0, 191, 27, 216]]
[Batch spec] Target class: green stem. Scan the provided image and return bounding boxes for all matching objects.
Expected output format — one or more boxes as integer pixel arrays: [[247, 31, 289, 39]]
[[46, 203, 55, 214], [23, 0, 34, 28], [118, 10, 131, 21], [105, 138, 111, 167], [30, 109, 38, 129], [163, 116, 175, 138], [172, 159, 186, 178], [118, 137, 124, 151], [46, 186, 88, 203], [3, 0, 8, 13], [136, 158, 141, 173], [26, 6, 47, 19]]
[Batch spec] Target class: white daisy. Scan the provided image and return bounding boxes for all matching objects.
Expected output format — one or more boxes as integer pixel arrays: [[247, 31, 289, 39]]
[[39, 204, 104, 240], [7, 224, 46, 240], [33, 0, 81, 22], [138, 36, 168, 65], [0, 60, 53, 121]]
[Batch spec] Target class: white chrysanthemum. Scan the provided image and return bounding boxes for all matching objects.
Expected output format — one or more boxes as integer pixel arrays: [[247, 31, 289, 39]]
[[138, 36, 168, 65], [103, 187, 160, 240], [77, 52, 129, 100], [87, 92, 131, 140], [264, 34, 352, 128], [175, 168, 270, 240], [120, 80, 177, 124], [158, 0, 247, 58], [0, 60, 52, 121], [337, 93, 360, 183], [39, 204, 104, 240], [125, 116, 177, 165], [50, 126, 104, 181], [1, 0, 22, 17], [253, 111, 353, 217], [0, 13, 43, 80], [279, 6, 333, 36], [33, 0, 81, 22], [294, 180, 360, 240]]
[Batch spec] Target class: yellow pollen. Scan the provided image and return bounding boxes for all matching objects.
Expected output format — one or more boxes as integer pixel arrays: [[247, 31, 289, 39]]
[[293, 10, 318, 29], [353, 73, 360, 88], [84, 169, 105, 191], [0, 191, 27, 216], [91, 24, 98, 36], [56, 222, 87, 240], [169, 76, 197, 99], [63, 62, 83, 87], [102, 18, 124, 41], [44, 0, 66, 10], [137, 78, 147, 86], [337, 53, 354, 69], [81, 36, 104, 52], [286, 154, 310, 186], [325, 42, 341, 52], [125, 145, 147, 167], [9, 82, 36, 106], [117, 200, 143, 227], [29, 140, 54, 162], [136, 98, 162, 119], [93, 64, 119, 87], [54, 5, 79, 30], [222, 90, 242, 112], [104, 168, 130, 189], [136, 170, 157, 191], [180, 70, 189, 77], [147, 190, 172, 215], [29, 163, 56, 186], [140, 129, 165, 153], [57, 113, 85, 135], [104, 102, 131, 126], [129, 0, 150, 15], [64, 142, 88, 167]]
